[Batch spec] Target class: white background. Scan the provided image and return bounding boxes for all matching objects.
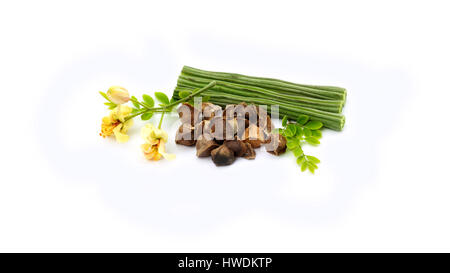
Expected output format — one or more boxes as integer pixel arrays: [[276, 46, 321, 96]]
[[1, 0, 450, 252]]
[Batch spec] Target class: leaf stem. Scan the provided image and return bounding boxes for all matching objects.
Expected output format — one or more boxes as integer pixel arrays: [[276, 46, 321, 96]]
[[158, 112, 165, 129], [124, 81, 216, 121]]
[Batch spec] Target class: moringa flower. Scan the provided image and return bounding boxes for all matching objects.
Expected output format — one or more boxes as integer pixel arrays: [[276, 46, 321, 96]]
[[107, 86, 130, 105], [100, 105, 133, 143], [141, 124, 175, 161]]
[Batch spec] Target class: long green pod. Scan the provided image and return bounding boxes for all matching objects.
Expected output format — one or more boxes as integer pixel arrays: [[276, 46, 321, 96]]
[[182, 66, 346, 101], [176, 83, 342, 113], [183, 67, 347, 93], [178, 75, 344, 113]]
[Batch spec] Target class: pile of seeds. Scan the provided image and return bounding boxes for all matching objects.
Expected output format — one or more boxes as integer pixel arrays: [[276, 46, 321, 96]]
[[175, 102, 287, 166]]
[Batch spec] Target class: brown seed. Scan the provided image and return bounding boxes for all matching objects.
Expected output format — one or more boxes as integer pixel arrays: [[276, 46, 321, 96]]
[[244, 104, 258, 121], [266, 134, 287, 156], [196, 134, 219, 157], [209, 116, 236, 141], [211, 145, 235, 166], [235, 117, 248, 139], [194, 120, 210, 139], [177, 103, 200, 126], [242, 142, 256, 160], [175, 123, 196, 146], [223, 104, 237, 118], [242, 124, 265, 148], [257, 111, 273, 133], [202, 102, 222, 120], [224, 140, 247, 157]]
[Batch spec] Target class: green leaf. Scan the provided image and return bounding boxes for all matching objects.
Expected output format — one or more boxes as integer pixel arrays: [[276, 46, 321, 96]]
[[142, 94, 155, 108], [131, 108, 140, 114], [286, 124, 297, 136], [305, 120, 323, 130], [308, 162, 316, 173], [284, 129, 293, 137], [296, 115, 309, 125], [312, 130, 322, 139], [295, 124, 303, 136], [301, 161, 308, 172], [296, 156, 306, 165], [104, 102, 116, 107], [306, 155, 320, 164], [281, 115, 288, 127], [141, 112, 154, 120], [179, 91, 191, 99], [286, 140, 297, 150], [99, 91, 112, 103], [292, 147, 303, 157], [108, 105, 116, 110], [155, 92, 170, 105], [131, 96, 140, 108], [305, 137, 320, 145], [303, 128, 312, 138]]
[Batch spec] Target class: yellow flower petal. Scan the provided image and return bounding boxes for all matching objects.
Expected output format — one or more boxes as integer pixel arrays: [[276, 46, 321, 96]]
[[157, 140, 176, 160], [141, 123, 169, 144], [141, 123, 156, 141], [113, 124, 129, 143], [111, 105, 133, 123], [121, 119, 133, 133], [101, 105, 133, 141]]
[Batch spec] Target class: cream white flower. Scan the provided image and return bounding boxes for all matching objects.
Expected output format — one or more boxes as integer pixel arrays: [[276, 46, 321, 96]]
[[100, 105, 133, 143], [141, 124, 175, 161]]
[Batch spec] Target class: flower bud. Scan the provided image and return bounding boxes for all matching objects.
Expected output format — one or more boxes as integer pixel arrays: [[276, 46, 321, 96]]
[[107, 86, 130, 104]]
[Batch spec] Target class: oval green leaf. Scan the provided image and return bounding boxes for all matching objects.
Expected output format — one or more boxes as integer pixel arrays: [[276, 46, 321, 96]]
[[305, 137, 320, 145], [301, 161, 308, 172], [179, 91, 191, 99], [286, 124, 297, 136], [131, 96, 140, 108], [155, 92, 170, 105], [99, 91, 112, 103], [296, 115, 309, 125], [305, 120, 323, 130], [303, 128, 312, 138], [306, 155, 320, 164], [141, 112, 154, 121], [142, 94, 155, 108], [296, 156, 306, 165], [308, 163, 316, 174], [292, 147, 303, 157], [312, 130, 322, 139]]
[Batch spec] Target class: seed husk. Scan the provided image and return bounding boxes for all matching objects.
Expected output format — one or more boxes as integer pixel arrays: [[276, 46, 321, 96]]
[[211, 144, 235, 166]]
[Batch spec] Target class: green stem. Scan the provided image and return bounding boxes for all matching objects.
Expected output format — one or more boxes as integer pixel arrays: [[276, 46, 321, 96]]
[[125, 107, 165, 120], [158, 112, 165, 129], [124, 81, 216, 121]]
